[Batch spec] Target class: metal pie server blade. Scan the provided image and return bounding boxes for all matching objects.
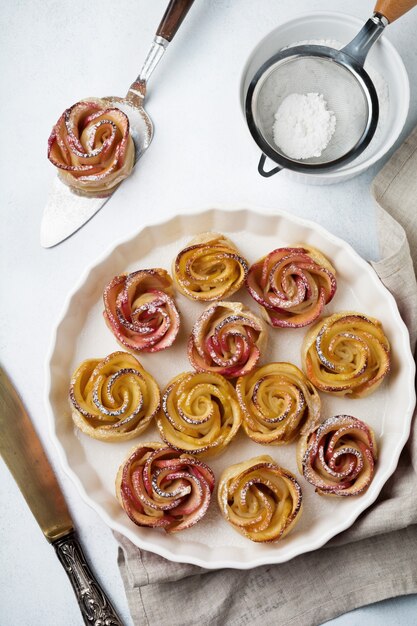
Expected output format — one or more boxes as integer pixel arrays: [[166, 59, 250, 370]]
[[40, 102, 152, 249], [40, 0, 196, 248], [40, 176, 112, 249], [0, 366, 124, 625]]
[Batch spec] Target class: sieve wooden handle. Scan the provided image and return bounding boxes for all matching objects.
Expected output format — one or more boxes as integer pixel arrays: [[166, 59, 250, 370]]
[[156, 0, 195, 42], [374, 0, 417, 22]]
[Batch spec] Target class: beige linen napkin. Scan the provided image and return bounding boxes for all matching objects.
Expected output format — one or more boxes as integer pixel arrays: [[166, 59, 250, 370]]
[[115, 126, 417, 626]]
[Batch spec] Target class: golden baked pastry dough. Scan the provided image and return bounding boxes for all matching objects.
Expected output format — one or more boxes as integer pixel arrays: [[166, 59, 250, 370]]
[[69, 351, 160, 441], [48, 99, 135, 197], [217, 455, 303, 542], [302, 311, 390, 397], [115, 442, 215, 532], [297, 415, 377, 497], [103, 268, 180, 353], [188, 301, 267, 379], [236, 362, 321, 444], [246, 245, 337, 328], [172, 233, 248, 301], [156, 371, 241, 457]]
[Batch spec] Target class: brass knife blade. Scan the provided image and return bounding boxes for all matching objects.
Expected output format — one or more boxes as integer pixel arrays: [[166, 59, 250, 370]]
[[0, 366, 74, 541], [0, 366, 124, 624]]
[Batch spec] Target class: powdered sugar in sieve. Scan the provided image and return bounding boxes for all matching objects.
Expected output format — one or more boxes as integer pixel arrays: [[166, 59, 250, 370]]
[[282, 39, 389, 166]]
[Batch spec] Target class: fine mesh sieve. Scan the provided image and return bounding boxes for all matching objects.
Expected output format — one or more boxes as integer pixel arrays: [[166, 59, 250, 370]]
[[245, 0, 417, 177]]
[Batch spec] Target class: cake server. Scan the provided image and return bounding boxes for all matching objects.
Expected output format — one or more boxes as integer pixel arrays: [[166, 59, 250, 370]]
[[40, 0, 195, 248], [0, 366, 124, 625]]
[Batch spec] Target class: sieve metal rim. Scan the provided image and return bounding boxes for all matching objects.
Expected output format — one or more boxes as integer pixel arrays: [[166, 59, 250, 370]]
[[245, 45, 379, 175]]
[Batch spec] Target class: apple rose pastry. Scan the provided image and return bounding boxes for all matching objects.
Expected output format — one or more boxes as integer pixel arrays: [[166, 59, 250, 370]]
[[246, 245, 337, 328], [218, 455, 303, 542], [172, 233, 249, 301], [116, 443, 215, 532], [48, 99, 135, 197], [236, 362, 321, 445], [103, 268, 180, 353], [302, 312, 390, 397], [156, 371, 241, 457], [188, 302, 267, 379], [298, 415, 377, 497], [69, 351, 160, 442]]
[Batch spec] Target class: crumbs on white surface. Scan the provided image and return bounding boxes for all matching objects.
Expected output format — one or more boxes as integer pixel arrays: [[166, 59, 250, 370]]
[[273, 93, 336, 160]]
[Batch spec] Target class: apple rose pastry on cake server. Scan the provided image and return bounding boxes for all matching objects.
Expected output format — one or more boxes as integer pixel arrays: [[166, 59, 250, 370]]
[[157, 371, 241, 457], [173, 233, 249, 301], [246, 245, 336, 328], [103, 268, 180, 353], [69, 352, 160, 441], [302, 311, 390, 397], [236, 362, 321, 445], [116, 443, 215, 533], [48, 99, 135, 197], [188, 302, 267, 379], [218, 456, 303, 542], [298, 415, 377, 496]]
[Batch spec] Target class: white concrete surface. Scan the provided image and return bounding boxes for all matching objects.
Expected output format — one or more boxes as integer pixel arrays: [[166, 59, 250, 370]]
[[1, 1, 416, 624]]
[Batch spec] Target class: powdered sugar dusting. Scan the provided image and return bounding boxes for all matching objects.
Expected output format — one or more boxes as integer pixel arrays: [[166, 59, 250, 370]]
[[273, 92, 336, 159]]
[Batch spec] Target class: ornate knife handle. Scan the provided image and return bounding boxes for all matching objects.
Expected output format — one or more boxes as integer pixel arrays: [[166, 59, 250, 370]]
[[53, 532, 124, 626]]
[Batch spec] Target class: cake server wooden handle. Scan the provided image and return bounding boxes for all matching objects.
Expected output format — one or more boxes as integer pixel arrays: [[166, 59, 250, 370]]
[[374, 0, 417, 22], [156, 0, 195, 41]]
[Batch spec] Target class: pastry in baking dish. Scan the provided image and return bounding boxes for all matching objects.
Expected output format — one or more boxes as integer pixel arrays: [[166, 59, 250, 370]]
[[172, 233, 248, 301], [103, 268, 180, 353], [217, 455, 303, 542], [302, 311, 390, 397], [156, 371, 241, 457], [246, 245, 336, 328], [69, 351, 160, 441], [236, 362, 321, 445], [116, 442, 215, 532], [188, 301, 266, 379], [297, 415, 377, 497]]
